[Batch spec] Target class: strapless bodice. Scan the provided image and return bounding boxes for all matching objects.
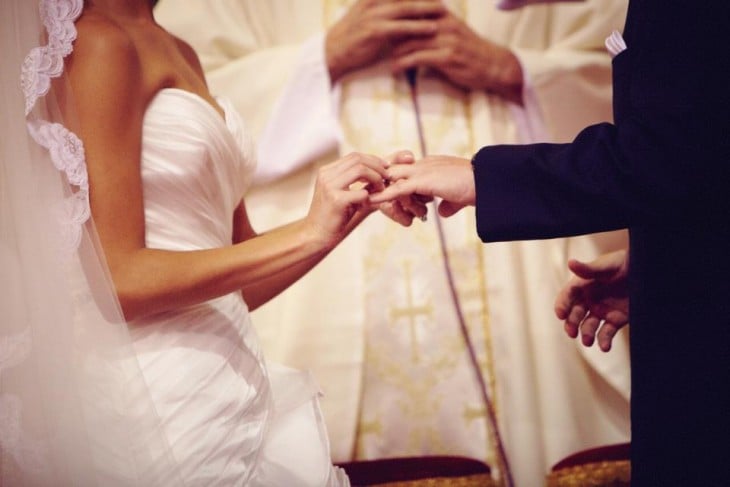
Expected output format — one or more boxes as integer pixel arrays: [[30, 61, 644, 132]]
[[132, 89, 268, 485], [141, 88, 256, 251]]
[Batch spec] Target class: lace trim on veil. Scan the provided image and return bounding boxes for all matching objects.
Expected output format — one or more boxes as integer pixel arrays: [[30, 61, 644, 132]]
[[21, 0, 88, 254], [3, 2, 188, 483], [0, 0, 85, 475]]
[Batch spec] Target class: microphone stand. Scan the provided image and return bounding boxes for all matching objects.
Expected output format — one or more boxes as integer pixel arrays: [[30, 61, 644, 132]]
[[405, 68, 514, 487]]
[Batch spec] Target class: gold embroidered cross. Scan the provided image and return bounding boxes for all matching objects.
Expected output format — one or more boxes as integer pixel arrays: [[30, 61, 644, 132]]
[[463, 404, 487, 425], [357, 419, 383, 438]]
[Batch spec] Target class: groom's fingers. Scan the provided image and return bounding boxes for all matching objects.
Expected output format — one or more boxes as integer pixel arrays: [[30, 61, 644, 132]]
[[568, 258, 619, 281], [597, 322, 620, 352], [437, 200, 464, 217], [565, 302, 587, 338], [397, 195, 429, 219], [379, 200, 415, 227], [579, 314, 600, 347]]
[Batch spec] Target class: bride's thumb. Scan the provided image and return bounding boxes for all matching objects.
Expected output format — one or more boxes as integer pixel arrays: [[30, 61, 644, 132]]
[[385, 150, 415, 166]]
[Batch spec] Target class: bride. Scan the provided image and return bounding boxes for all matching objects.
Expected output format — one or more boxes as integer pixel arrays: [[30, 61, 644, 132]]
[[0, 0, 423, 485]]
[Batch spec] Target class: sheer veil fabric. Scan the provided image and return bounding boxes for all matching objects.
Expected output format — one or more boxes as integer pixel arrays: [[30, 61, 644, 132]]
[[1, 0, 181, 484]]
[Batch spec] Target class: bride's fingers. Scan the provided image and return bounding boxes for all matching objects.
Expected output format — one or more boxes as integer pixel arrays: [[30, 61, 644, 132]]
[[321, 151, 387, 175], [370, 178, 424, 204], [327, 187, 376, 215], [341, 154, 388, 191], [324, 153, 390, 190], [384, 150, 416, 166]]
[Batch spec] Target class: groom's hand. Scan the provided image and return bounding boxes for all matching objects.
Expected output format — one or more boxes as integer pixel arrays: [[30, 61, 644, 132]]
[[370, 155, 476, 217], [554, 249, 630, 352]]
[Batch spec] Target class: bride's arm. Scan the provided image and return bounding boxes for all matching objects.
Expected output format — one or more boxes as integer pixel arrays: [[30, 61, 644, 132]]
[[69, 16, 387, 321], [233, 194, 369, 311]]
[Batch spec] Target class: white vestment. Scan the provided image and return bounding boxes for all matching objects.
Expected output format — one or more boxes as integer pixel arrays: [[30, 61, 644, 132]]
[[156, 1, 631, 484]]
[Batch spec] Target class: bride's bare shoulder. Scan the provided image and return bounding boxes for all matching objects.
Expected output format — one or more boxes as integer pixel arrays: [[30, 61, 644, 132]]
[[69, 12, 144, 98], [170, 35, 206, 81], [72, 11, 139, 78]]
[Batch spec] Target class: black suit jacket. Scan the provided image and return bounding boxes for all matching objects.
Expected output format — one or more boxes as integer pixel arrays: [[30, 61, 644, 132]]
[[473, 2, 729, 485]]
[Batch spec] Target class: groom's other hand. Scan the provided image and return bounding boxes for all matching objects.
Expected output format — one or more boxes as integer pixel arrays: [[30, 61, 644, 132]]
[[554, 249, 630, 352]]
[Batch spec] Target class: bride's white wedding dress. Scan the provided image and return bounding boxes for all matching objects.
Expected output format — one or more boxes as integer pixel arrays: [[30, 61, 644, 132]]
[[128, 87, 349, 486]]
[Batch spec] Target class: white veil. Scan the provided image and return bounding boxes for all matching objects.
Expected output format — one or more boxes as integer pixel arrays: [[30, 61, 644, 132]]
[[1, 0, 181, 484]]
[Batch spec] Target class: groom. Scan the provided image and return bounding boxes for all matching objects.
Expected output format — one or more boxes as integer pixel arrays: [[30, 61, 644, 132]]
[[374, 0, 730, 485]]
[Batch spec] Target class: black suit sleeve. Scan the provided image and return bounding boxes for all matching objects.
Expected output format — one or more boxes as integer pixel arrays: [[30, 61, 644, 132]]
[[472, 2, 730, 244]]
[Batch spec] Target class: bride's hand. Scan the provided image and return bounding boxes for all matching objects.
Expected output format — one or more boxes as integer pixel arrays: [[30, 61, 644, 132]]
[[377, 150, 431, 226], [305, 152, 389, 247]]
